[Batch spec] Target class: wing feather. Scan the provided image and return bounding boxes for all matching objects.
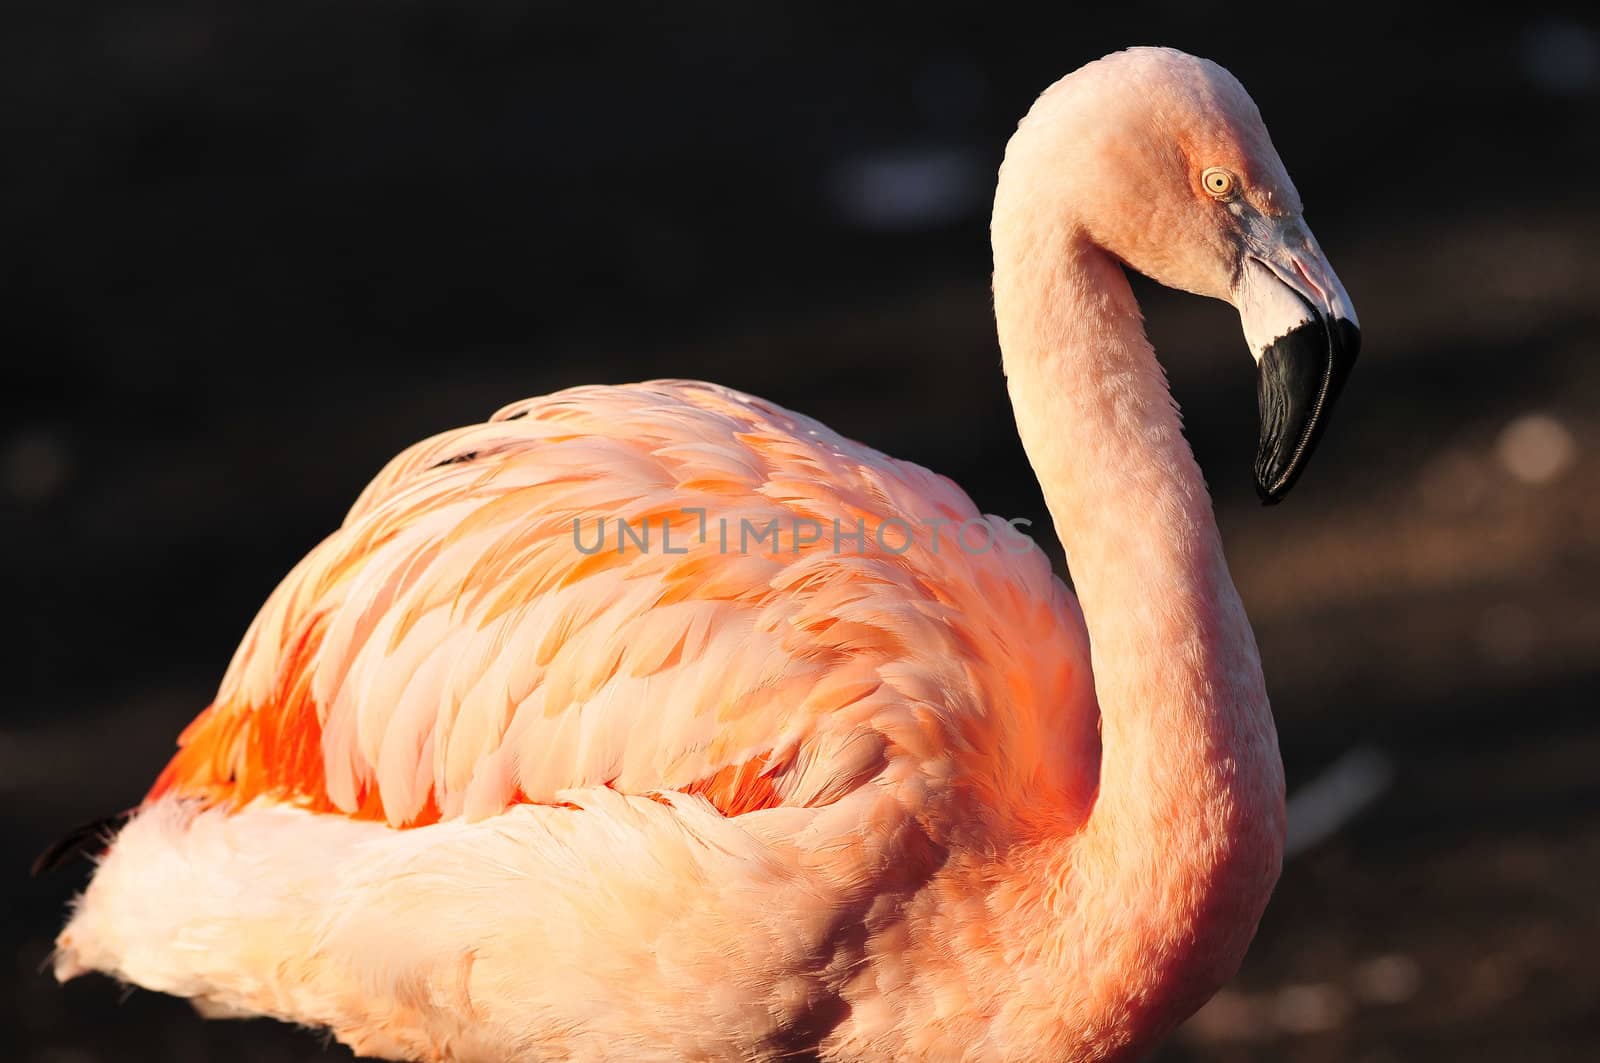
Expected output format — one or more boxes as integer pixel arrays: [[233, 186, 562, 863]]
[[150, 381, 1092, 828]]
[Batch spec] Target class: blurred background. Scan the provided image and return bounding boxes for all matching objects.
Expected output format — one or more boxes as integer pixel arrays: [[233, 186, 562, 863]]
[[5, 3, 1598, 1060]]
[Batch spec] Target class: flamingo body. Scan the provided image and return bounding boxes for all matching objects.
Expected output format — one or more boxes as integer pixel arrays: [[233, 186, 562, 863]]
[[61, 382, 1100, 1059]]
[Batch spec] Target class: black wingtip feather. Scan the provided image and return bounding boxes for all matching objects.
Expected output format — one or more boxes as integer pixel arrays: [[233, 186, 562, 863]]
[[31, 810, 134, 877]]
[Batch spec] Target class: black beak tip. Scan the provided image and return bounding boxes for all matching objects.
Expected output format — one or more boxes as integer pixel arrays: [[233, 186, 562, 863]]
[[1255, 478, 1288, 506], [1253, 318, 1360, 505], [1253, 448, 1305, 505]]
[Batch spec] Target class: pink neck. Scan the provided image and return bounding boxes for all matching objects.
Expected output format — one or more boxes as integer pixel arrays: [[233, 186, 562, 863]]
[[992, 210, 1286, 1046]]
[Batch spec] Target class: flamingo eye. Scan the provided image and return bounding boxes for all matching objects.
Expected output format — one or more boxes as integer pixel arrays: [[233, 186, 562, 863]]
[[1201, 167, 1238, 200]]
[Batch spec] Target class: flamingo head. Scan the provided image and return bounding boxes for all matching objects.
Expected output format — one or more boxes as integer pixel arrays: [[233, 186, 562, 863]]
[[1021, 47, 1362, 503]]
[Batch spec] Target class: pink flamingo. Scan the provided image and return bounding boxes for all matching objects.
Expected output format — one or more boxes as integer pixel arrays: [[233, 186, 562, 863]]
[[52, 47, 1359, 1061]]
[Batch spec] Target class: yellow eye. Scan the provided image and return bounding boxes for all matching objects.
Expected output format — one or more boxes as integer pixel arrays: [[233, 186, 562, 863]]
[[1201, 167, 1237, 199]]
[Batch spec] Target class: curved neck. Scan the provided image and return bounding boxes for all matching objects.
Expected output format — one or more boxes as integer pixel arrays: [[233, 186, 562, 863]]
[[991, 191, 1285, 1045]]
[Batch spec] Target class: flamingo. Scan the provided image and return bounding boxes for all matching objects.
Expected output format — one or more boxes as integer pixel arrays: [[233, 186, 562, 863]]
[[50, 46, 1360, 1061]]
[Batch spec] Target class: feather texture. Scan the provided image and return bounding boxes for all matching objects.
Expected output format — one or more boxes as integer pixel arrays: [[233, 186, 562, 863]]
[[147, 381, 1091, 829]]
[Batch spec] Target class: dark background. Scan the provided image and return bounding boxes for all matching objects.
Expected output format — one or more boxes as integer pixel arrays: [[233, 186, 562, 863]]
[[6, 3, 1599, 1060]]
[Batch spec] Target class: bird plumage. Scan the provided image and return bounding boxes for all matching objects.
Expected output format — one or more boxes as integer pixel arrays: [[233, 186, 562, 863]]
[[59, 381, 1105, 1059], [146, 381, 1093, 831]]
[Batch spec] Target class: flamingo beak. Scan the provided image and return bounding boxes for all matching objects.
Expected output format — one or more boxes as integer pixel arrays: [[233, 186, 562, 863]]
[[1231, 219, 1361, 504]]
